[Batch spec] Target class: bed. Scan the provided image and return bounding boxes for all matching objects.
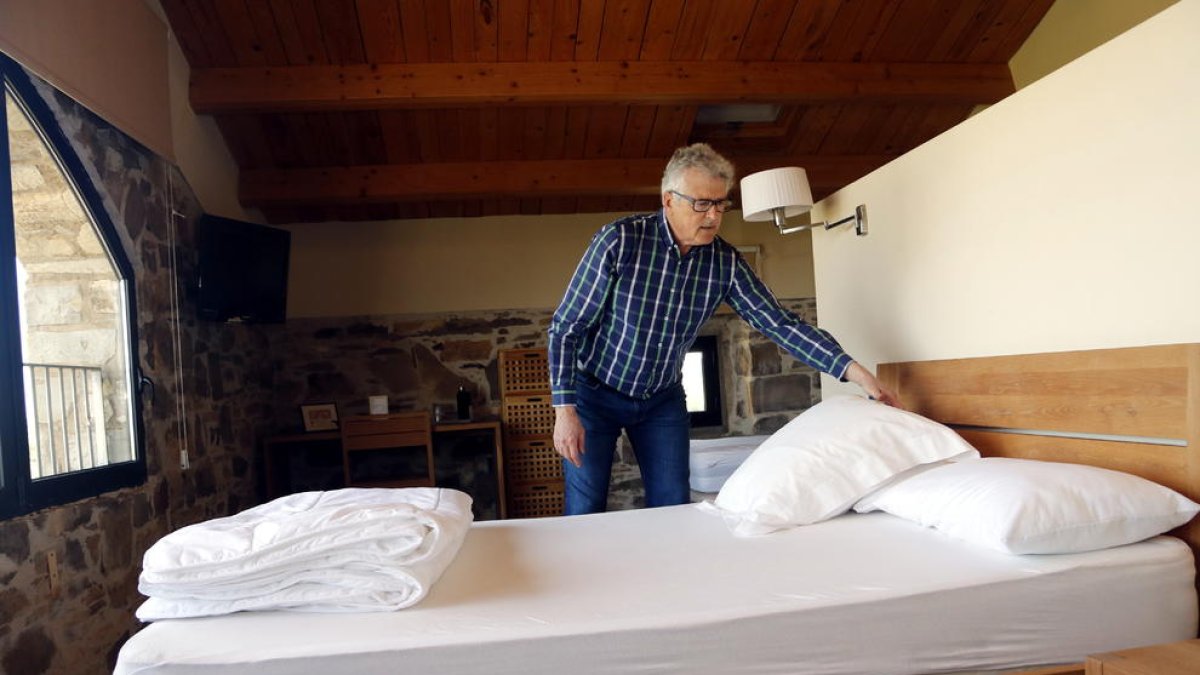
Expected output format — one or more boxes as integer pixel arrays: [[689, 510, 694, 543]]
[[115, 343, 1200, 675]]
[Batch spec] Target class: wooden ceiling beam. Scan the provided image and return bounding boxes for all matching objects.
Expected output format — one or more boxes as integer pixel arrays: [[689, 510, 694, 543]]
[[193, 61, 1013, 113], [238, 156, 895, 206]]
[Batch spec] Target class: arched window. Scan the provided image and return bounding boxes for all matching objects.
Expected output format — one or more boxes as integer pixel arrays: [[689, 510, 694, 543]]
[[0, 54, 145, 518]]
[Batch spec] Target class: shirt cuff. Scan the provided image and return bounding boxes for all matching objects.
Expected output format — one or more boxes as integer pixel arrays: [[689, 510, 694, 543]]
[[551, 390, 576, 407], [830, 353, 855, 382]]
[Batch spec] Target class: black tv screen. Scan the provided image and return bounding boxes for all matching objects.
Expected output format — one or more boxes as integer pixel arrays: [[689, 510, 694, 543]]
[[196, 215, 290, 323]]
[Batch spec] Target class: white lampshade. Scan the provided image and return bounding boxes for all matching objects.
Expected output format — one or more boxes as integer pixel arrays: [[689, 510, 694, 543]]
[[739, 167, 814, 222]]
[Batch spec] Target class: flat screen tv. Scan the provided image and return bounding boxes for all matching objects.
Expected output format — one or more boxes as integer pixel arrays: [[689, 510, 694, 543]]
[[196, 214, 290, 323]]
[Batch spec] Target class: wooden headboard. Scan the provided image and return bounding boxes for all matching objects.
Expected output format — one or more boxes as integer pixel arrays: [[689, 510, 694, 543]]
[[878, 343, 1200, 576]]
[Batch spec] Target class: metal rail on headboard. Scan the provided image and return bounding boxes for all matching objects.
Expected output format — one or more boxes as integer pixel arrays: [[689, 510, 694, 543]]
[[878, 343, 1200, 596]]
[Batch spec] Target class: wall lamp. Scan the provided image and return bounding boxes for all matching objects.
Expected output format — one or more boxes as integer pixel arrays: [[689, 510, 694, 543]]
[[740, 167, 868, 237]]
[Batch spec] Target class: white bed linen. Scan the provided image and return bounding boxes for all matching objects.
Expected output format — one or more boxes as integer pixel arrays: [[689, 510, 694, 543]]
[[115, 505, 1197, 675], [689, 435, 767, 492]]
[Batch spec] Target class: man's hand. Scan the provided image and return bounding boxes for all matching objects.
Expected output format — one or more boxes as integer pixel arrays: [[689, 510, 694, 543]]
[[844, 361, 903, 409], [553, 405, 586, 468]]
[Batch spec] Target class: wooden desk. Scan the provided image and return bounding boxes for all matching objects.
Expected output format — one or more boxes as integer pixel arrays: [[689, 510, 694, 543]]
[[262, 419, 506, 520], [1085, 639, 1200, 674]]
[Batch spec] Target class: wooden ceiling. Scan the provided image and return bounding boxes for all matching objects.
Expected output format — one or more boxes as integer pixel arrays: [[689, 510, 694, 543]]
[[161, 0, 1055, 224]]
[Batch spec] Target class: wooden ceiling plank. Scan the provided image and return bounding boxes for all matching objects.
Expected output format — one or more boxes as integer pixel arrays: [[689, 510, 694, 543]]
[[356, 0, 406, 63], [377, 110, 420, 163], [421, 0, 455, 62], [983, 0, 1056, 63], [736, 0, 799, 61], [669, 0, 716, 61], [597, 0, 651, 61], [214, 115, 264, 168], [542, 107, 569, 159], [473, 0, 500, 62], [700, 1, 756, 61], [315, 0, 368, 65], [265, 0, 308, 65], [921, 2, 981, 62], [550, 0, 582, 61], [773, 0, 841, 61], [574, 0, 607, 61], [398, 0, 431, 62], [644, 104, 691, 157], [161, 0, 213, 66], [190, 60, 1016, 111], [212, 0, 267, 66], [962, 0, 1036, 63], [940, 1, 1009, 63], [786, 104, 842, 155], [523, 107, 550, 160], [288, 0, 333, 65], [865, 0, 939, 62], [816, 104, 874, 155], [412, 109, 444, 162], [449, 0, 476, 61], [450, 108, 483, 162], [913, 103, 974, 145], [810, 0, 869, 61], [244, 0, 290, 66], [238, 155, 893, 204], [499, 0, 531, 62], [182, 0, 239, 67], [826, 0, 901, 63], [497, 107, 527, 160], [562, 106, 591, 159], [478, 108, 500, 160], [584, 107, 630, 159], [527, 0, 556, 61], [638, 0, 684, 61], [619, 105, 657, 159]]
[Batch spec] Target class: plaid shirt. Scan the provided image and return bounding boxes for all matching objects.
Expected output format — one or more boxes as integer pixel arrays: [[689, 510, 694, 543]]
[[548, 210, 853, 406]]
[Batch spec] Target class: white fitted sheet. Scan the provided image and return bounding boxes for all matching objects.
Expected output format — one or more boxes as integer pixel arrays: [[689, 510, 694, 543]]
[[115, 506, 1197, 675], [689, 435, 768, 492]]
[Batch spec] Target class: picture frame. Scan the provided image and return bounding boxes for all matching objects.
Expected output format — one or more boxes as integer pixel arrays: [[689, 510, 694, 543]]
[[300, 403, 339, 432]]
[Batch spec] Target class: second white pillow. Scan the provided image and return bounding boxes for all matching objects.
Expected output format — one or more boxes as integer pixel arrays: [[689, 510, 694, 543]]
[[713, 396, 979, 536]]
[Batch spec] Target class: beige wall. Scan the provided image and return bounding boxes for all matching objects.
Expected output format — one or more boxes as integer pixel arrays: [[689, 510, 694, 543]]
[[0, 0, 171, 159], [812, 0, 1200, 398], [1010, 0, 1180, 89], [285, 210, 813, 316]]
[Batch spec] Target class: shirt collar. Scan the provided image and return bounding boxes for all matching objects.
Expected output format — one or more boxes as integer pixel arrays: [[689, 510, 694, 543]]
[[657, 208, 682, 254]]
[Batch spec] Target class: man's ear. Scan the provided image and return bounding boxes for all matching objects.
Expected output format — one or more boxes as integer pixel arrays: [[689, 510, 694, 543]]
[[661, 191, 671, 209]]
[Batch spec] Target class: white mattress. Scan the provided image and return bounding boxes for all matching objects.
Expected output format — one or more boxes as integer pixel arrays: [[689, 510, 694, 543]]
[[115, 505, 1197, 675], [689, 435, 767, 492]]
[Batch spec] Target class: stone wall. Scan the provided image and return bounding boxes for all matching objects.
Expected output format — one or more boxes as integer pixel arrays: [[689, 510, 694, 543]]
[[274, 299, 824, 511], [0, 68, 275, 674]]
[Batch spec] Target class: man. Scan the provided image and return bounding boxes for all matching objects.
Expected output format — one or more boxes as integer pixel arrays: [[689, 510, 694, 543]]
[[547, 143, 899, 515]]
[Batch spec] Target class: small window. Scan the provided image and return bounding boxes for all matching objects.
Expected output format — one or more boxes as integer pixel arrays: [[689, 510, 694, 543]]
[[1, 54, 145, 518], [682, 335, 722, 428]]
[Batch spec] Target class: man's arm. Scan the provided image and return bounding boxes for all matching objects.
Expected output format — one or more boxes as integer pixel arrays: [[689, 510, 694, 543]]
[[725, 252, 901, 407], [547, 225, 620, 466]]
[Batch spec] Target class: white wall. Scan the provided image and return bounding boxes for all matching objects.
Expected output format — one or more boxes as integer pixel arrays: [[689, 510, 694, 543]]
[[812, 0, 1200, 396]]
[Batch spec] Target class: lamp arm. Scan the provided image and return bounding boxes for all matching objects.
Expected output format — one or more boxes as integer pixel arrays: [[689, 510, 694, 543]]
[[773, 204, 868, 237]]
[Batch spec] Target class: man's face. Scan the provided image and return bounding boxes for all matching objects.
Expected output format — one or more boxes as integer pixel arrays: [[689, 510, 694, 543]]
[[662, 168, 729, 251]]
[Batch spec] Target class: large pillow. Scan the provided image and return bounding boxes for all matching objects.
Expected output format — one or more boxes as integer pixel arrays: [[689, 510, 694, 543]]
[[712, 395, 979, 536], [857, 457, 1200, 554]]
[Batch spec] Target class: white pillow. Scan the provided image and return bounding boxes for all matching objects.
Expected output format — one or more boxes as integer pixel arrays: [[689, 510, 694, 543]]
[[863, 457, 1200, 554], [712, 395, 979, 536]]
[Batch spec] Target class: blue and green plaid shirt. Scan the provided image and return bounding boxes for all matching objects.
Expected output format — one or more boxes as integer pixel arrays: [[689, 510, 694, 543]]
[[548, 210, 854, 406]]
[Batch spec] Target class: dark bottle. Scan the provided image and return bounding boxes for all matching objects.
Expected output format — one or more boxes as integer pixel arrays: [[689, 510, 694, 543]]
[[456, 385, 471, 420]]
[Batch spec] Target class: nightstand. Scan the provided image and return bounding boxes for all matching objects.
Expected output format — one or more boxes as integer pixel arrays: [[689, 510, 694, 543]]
[[1085, 639, 1200, 674]]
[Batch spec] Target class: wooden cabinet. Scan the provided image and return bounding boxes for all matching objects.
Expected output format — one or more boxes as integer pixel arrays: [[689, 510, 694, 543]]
[[1085, 639, 1200, 674], [262, 415, 508, 520], [341, 412, 435, 489], [499, 348, 564, 517]]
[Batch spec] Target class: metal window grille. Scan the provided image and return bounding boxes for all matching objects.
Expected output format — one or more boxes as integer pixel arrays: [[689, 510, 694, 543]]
[[22, 363, 108, 479]]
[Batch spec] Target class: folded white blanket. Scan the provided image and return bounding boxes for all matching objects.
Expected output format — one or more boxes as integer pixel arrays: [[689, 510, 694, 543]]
[[136, 487, 473, 621]]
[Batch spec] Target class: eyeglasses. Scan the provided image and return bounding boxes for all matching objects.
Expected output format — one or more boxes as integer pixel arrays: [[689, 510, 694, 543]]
[[669, 190, 734, 213]]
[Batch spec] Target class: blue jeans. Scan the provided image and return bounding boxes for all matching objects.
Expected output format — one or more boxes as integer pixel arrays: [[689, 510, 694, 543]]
[[563, 372, 691, 515]]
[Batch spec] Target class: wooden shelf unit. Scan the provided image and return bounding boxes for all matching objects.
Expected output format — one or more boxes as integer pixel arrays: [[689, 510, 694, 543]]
[[499, 348, 564, 518], [341, 411, 435, 488]]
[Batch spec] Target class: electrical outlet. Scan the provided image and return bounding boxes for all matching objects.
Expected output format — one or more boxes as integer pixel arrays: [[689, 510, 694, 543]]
[[47, 551, 60, 596], [180, 449, 190, 470]]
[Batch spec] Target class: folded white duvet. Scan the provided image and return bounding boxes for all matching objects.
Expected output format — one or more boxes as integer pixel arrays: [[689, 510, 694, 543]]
[[136, 488, 473, 621]]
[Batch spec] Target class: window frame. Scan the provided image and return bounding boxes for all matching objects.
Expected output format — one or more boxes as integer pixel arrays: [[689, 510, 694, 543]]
[[686, 335, 724, 429], [0, 53, 146, 519]]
